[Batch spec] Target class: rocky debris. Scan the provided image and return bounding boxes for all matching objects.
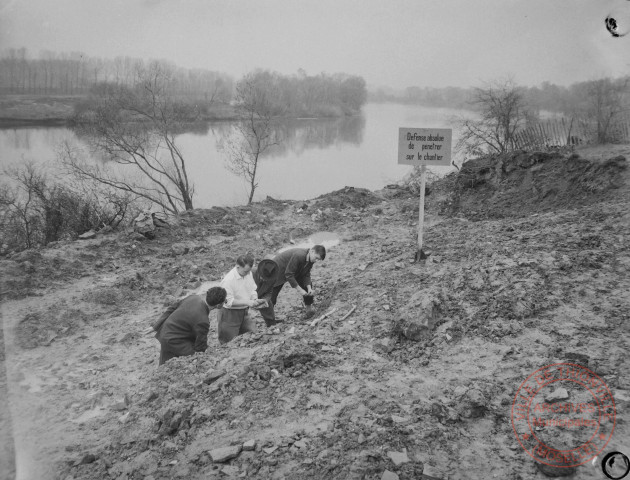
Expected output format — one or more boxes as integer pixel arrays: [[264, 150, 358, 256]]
[[564, 352, 590, 366], [209, 444, 242, 463], [312, 186, 382, 212], [6, 146, 630, 480], [381, 470, 399, 480], [536, 462, 577, 477], [455, 388, 488, 419], [133, 212, 157, 239], [545, 388, 569, 402], [74, 454, 97, 466], [111, 395, 129, 411], [156, 405, 193, 435], [78, 230, 97, 240], [133, 211, 171, 239], [387, 449, 410, 466], [170, 243, 190, 256], [373, 337, 396, 354], [441, 152, 627, 219], [203, 370, 226, 384], [394, 290, 442, 342], [242, 439, 256, 451]]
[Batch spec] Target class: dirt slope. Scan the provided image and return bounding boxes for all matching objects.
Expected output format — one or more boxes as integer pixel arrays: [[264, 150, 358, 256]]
[[1, 145, 629, 480]]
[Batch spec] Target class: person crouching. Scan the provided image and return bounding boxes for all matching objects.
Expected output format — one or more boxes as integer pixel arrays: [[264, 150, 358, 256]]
[[153, 286, 227, 365]]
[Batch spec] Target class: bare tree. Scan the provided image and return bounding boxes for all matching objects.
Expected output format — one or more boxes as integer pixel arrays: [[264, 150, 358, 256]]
[[586, 77, 629, 143], [61, 60, 197, 213], [219, 72, 281, 204], [455, 78, 535, 157], [0, 163, 43, 248]]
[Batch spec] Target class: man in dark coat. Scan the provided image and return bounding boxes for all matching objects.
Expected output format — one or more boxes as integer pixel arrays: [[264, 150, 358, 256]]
[[251, 258, 280, 327], [260, 245, 326, 323], [153, 286, 226, 365]]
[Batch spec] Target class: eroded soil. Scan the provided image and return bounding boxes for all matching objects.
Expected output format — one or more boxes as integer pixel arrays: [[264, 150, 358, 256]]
[[1, 145, 629, 480]]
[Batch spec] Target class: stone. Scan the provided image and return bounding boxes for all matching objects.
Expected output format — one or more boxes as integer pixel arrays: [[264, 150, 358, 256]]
[[133, 212, 156, 237], [387, 449, 410, 466], [545, 388, 569, 403], [143, 391, 159, 403], [358, 433, 366, 444], [381, 470, 400, 480], [111, 397, 128, 411], [263, 446, 278, 455], [209, 445, 242, 463], [203, 370, 226, 385], [257, 365, 272, 381], [242, 439, 256, 451], [75, 453, 97, 465], [536, 462, 577, 477], [221, 465, 240, 476], [391, 415, 409, 424], [171, 243, 189, 256], [564, 352, 590, 366], [401, 292, 441, 341], [294, 440, 307, 449], [78, 230, 97, 240]]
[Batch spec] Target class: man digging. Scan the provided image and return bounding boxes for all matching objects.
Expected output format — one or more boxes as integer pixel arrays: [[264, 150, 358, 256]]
[[259, 245, 326, 323]]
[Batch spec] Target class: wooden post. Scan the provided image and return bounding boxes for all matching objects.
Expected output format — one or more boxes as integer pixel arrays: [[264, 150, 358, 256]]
[[416, 162, 427, 261]]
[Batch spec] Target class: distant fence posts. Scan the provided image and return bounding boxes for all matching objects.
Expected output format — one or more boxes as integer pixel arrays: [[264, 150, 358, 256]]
[[513, 116, 630, 150]]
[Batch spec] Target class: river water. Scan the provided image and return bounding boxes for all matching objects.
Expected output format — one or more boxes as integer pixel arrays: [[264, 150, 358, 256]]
[[0, 103, 468, 208]]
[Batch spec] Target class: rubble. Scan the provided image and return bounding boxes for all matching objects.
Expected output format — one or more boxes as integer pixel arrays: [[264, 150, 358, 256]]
[[3, 148, 628, 480]]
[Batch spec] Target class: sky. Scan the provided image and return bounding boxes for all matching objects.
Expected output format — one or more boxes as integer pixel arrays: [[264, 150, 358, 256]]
[[0, 0, 629, 90]]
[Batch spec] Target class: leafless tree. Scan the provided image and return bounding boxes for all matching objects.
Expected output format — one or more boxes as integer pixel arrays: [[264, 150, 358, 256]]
[[219, 72, 281, 204], [1, 161, 136, 251], [61, 60, 199, 213], [0, 163, 43, 248], [455, 78, 535, 157], [586, 77, 629, 143]]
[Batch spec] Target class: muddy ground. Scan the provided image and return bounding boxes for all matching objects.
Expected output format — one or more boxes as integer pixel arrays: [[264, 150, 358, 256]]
[[1, 145, 629, 480]]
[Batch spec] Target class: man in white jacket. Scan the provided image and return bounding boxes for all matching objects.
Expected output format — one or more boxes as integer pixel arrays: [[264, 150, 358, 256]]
[[217, 253, 265, 344]]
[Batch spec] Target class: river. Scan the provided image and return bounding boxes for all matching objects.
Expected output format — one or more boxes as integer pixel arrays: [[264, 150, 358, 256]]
[[0, 103, 468, 208]]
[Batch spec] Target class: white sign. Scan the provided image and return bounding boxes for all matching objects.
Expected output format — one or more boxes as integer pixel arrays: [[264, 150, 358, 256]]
[[398, 127, 452, 166]]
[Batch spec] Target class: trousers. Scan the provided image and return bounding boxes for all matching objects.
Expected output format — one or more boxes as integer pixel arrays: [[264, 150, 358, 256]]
[[258, 280, 313, 327], [217, 307, 256, 344]]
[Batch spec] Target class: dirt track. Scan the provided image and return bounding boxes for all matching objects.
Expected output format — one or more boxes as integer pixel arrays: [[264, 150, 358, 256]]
[[1, 145, 629, 480]]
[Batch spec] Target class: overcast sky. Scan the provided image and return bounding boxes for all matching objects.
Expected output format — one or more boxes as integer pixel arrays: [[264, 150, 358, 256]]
[[0, 0, 628, 90]]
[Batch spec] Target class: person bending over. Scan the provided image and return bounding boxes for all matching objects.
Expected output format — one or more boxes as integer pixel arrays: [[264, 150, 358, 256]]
[[153, 286, 226, 365], [217, 253, 266, 344], [260, 245, 326, 323]]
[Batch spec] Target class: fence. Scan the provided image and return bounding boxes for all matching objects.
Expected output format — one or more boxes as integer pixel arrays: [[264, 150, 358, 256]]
[[512, 116, 630, 150]]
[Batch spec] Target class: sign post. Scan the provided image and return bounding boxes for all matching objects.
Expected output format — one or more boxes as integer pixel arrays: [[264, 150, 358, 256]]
[[397, 127, 452, 261]]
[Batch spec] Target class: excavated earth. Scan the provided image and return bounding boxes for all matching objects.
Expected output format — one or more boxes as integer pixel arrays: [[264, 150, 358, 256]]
[[1, 144, 629, 480]]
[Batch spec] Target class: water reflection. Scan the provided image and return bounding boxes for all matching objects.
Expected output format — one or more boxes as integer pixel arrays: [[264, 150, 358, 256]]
[[0, 104, 463, 207], [268, 115, 365, 157], [210, 114, 365, 159]]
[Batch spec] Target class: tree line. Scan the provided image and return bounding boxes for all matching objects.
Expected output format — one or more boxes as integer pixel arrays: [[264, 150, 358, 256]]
[[0, 48, 234, 102], [0, 60, 370, 253], [0, 49, 368, 118], [452, 76, 630, 161], [371, 77, 630, 122]]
